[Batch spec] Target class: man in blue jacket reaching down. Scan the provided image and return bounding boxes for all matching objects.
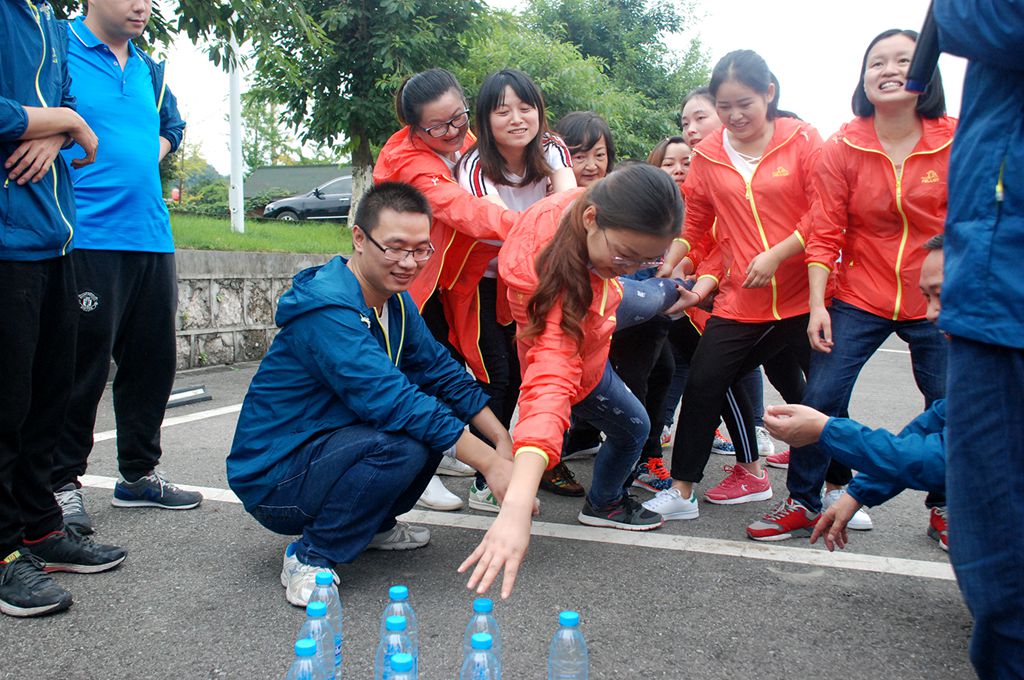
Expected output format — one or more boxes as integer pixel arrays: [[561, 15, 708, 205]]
[[761, 236, 948, 553], [228, 182, 515, 607]]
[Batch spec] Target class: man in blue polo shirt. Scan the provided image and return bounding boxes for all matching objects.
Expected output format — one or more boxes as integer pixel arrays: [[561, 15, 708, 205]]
[[51, 0, 201, 532]]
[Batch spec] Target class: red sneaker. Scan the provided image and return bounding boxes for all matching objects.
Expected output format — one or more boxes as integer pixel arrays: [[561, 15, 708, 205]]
[[747, 497, 819, 541], [927, 506, 949, 552], [703, 465, 773, 505], [765, 449, 790, 469]]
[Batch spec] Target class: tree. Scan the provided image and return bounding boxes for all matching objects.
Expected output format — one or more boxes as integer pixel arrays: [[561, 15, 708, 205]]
[[250, 0, 486, 206]]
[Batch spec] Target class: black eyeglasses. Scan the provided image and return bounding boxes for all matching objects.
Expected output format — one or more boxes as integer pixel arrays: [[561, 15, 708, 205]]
[[420, 109, 470, 138], [362, 229, 435, 263], [601, 230, 665, 268]]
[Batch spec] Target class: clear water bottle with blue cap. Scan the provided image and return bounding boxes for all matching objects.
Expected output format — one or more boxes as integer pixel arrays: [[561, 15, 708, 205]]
[[463, 598, 501, 660], [380, 585, 418, 660], [298, 601, 336, 680], [309, 571, 343, 677], [547, 611, 588, 679], [460, 632, 500, 680], [284, 637, 328, 680], [374, 615, 413, 680], [388, 652, 417, 680]]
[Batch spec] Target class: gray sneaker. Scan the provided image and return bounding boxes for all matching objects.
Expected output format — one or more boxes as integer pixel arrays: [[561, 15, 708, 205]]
[[111, 471, 202, 510], [367, 522, 430, 551], [54, 483, 93, 534]]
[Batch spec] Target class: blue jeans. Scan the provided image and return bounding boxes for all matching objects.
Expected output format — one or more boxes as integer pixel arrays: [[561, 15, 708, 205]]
[[616, 277, 679, 330], [788, 299, 947, 511], [249, 426, 440, 567], [946, 337, 1024, 678], [571, 362, 649, 508]]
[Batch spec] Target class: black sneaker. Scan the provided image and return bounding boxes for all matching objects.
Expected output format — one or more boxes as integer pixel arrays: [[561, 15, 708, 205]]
[[578, 494, 665, 531], [0, 550, 73, 617], [26, 527, 127, 574], [112, 470, 202, 510], [562, 427, 603, 461], [54, 483, 94, 534]]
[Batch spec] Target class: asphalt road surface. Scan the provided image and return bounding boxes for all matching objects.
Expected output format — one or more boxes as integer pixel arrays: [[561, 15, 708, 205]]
[[0, 335, 972, 679]]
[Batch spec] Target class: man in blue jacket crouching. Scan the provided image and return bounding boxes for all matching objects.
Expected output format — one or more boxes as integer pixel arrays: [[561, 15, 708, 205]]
[[228, 182, 514, 606]]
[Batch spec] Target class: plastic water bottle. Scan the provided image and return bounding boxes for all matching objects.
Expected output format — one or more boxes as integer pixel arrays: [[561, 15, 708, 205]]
[[460, 632, 500, 680], [284, 638, 328, 680], [463, 598, 501, 659], [389, 652, 417, 680], [309, 571, 343, 677], [374, 615, 413, 680], [298, 601, 337, 680], [380, 585, 418, 658], [547, 611, 588, 679]]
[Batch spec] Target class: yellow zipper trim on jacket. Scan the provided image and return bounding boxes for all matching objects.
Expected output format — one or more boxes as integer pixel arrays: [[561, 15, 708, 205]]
[[598, 279, 609, 316], [27, 0, 75, 256], [841, 137, 953, 320], [694, 125, 803, 321], [156, 64, 167, 111], [373, 296, 406, 367]]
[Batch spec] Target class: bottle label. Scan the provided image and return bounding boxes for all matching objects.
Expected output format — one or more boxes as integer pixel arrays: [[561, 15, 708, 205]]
[[334, 634, 342, 670]]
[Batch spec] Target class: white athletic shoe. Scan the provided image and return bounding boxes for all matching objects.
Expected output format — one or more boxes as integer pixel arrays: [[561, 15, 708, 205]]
[[415, 475, 464, 511], [280, 542, 338, 608], [641, 487, 699, 520], [755, 426, 776, 456], [823, 488, 874, 531], [467, 480, 501, 514], [368, 521, 430, 551], [436, 456, 475, 477]]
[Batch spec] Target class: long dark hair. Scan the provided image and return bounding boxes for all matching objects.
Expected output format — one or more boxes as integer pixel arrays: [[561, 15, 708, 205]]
[[468, 69, 552, 187], [851, 29, 946, 119], [394, 68, 466, 127], [523, 164, 683, 347], [555, 111, 616, 172], [648, 136, 689, 166], [710, 50, 779, 120]]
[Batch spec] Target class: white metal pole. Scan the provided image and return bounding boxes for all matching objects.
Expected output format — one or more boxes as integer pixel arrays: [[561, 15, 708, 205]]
[[228, 36, 245, 234]]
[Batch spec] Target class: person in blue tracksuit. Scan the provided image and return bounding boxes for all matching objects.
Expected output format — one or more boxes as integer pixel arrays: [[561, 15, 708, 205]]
[[0, 0, 125, 619], [228, 182, 514, 607], [932, 2, 1024, 676]]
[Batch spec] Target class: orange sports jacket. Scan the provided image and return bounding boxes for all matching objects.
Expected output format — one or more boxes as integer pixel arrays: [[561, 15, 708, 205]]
[[805, 115, 956, 321], [372, 127, 516, 309], [498, 188, 617, 469], [682, 117, 823, 323]]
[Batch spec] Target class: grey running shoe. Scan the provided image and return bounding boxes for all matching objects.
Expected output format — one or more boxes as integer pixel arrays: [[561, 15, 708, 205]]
[[54, 483, 93, 534], [26, 527, 126, 574], [111, 470, 202, 510], [0, 550, 73, 618], [578, 494, 664, 531], [368, 522, 431, 551]]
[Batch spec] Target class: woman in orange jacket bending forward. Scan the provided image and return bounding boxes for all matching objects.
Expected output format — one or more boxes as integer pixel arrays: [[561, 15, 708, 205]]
[[460, 163, 686, 598]]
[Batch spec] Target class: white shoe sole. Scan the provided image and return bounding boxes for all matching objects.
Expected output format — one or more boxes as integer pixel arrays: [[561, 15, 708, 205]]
[[436, 459, 475, 477], [43, 555, 126, 574], [467, 498, 500, 514], [415, 496, 464, 511], [577, 512, 665, 530], [0, 597, 72, 617], [847, 517, 873, 531], [703, 489, 773, 506], [110, 498, 201, 510], [765, 460, 789, 469], [657, 508, 699, 520]]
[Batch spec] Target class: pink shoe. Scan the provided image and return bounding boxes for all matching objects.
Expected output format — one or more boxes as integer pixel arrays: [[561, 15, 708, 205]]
[[703, 465, 773, 505], [765, 449, 790, 469]]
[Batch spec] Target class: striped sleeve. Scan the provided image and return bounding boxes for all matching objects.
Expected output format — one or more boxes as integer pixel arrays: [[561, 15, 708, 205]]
[[456, 150, 497, 198], [543, 133, 573, 169]]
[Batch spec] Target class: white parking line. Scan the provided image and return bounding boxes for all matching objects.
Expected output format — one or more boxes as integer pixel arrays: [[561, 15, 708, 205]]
[[78, 475, 955, 583], [93, 403, 243, 442], [877, 348, 911, 355]]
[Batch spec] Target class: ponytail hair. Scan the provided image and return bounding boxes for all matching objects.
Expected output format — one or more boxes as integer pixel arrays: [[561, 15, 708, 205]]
[[523, 163, 683, 347], [710, 50, 779, 120], [395, 68, 466, 126]]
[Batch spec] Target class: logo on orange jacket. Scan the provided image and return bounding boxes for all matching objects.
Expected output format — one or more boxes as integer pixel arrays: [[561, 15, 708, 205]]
[[772, 166, 790, 177], [921, 170, 940, 184]]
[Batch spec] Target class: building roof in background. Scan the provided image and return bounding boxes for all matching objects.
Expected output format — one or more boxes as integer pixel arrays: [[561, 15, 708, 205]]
[[244, 165, 352, 198]]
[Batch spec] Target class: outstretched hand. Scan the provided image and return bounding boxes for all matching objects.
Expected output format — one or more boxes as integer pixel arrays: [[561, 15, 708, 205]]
[[458, 504, 533, 600], [810, 492, 862, 551]]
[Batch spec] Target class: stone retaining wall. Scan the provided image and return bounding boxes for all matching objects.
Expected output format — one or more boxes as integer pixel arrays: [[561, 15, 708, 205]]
[[175, 250, 334, 369]]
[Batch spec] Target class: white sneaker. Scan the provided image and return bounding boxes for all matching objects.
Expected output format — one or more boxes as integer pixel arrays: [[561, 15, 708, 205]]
[[755, 426, 776, 456], [467, 480, 501, 513], [641, 487, 699, 520], [280, 542, 338, 608], [415, 475, 464, 511], [823, 488, 873, 531], [436, 456, 475, 477], [368, 521, 430, 550]]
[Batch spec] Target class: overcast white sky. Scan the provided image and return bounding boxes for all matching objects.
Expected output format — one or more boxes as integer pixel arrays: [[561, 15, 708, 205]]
[[164, 0, 965, 174]]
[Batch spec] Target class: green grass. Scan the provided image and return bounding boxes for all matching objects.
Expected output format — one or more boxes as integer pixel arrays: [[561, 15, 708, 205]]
[[170, 213, 352, 254]]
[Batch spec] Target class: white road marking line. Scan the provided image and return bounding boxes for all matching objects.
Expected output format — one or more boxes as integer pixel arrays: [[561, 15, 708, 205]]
[[877, 348, 911, 355], [79, 475, 954, 582], [93, 403, 243, 442]]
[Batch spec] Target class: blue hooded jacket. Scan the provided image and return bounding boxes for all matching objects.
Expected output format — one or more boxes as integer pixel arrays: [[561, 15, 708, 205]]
[[228, 256, 489, 509], [820, 400, 946, 508], [0, 0, 77, 261], [934, 1, 1024, 348]]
